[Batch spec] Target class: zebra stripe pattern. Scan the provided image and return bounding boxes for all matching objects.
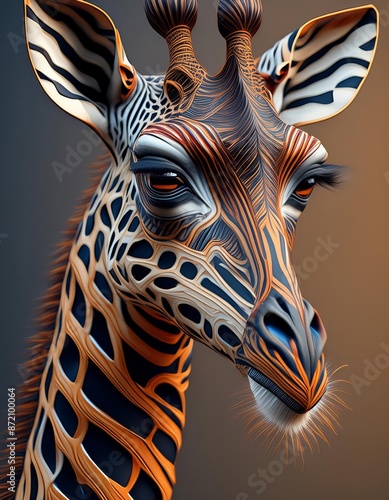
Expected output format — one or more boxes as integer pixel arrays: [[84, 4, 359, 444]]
[[257, 5, 378, 125]]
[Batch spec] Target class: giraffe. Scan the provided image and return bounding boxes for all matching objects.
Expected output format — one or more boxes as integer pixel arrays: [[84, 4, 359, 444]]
[[0, 0, 378, 498]]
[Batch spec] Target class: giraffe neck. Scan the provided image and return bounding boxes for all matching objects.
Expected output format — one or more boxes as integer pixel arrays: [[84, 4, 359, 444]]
[[17, 163, 193, 500]]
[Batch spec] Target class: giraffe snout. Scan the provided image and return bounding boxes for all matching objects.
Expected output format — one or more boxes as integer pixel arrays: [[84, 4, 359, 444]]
[[241, 290, 328, 413]]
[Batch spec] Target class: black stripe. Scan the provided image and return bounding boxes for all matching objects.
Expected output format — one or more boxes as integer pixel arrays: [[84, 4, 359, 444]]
[[31, 42, 105, 105], [296, 16, 373, 74], [201, 278, 247, 318], [288, 58, 369, 93], [37, 3, 115, 70], [27, 7, 110, 103], [83, 359, 154, 438], [284, 91, 334, 110]]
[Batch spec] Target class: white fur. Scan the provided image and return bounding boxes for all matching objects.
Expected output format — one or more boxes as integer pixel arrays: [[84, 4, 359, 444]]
[[249, 378, 311, 433]]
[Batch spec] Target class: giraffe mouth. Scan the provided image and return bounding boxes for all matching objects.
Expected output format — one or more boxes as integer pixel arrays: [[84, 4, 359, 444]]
[[248, 367, 307, 414]]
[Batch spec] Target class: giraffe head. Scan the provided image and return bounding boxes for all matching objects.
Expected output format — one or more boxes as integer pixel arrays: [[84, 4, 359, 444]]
[[25, 0, 378, 442]]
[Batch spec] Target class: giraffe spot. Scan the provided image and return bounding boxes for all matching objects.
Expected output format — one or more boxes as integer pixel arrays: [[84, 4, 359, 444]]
[[155, 384, 183, 411], [204, 320, 213, 339], [82, 423, 133, 487], [85, 213, 95, 236], [152, 429, 177, 463], [119, 210, 133, 231], [162, 298, 174, 316], [90, 309, 114, 359], [65, 269, 72, 298], [128, 216, 140, 232], [117, 243, 127, 261], [83, 359, 154, 438], [41, 417, 56, 474], [154, 277, 178, 290], [128, 240, 154, 259], [100, 204, 112, 228], [29, 462, 39, 499], [180, 262, 198, 279], [111, 197, 123, 219], [60, 335, 80, 382], [131, 265, 152, 281], [130, 469, 162, 500], [94, 231, 105, 261], [109, 241, 119, 261], [72, 281, 86, 327], [158, 251, 177, 269], [218, 325, 241, 347], [94, 271, 113, 303], [55, 454, 99, 500], [178, 303, 201, 324], [78, 245, 90, 271], [54, 391, 79, 438]]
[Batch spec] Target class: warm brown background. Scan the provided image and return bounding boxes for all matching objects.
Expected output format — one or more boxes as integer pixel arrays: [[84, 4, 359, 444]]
[[1, 1, 388, 499]]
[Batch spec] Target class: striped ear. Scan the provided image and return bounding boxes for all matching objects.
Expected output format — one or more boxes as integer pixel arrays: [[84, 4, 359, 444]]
[[257, 6, 378, 126], [25, 0, 137, 140]]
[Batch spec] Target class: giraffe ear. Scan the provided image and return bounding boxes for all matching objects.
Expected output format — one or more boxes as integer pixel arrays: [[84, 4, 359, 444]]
[[256, 6, 378, 126], [25, 0, 137, 140]]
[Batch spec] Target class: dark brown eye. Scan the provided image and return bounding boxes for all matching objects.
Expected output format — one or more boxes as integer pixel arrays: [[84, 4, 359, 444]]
[[149, 173, 185, 193], [294, 178, 315, 199]]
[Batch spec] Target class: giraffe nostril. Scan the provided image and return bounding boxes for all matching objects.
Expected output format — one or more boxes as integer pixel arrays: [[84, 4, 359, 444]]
[[309, 310, 327, 352], [275, 295, 290, 315], [263, 313, 295, 349]]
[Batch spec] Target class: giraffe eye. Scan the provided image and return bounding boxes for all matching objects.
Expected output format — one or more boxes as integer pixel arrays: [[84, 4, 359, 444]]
[[149, 172, 185, 193], [294, 178, 316, 200]]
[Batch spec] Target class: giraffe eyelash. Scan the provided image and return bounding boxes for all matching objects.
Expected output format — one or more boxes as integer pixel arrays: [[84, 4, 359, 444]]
[[130, 156, 184, 176], [311, 164, 348, 190]]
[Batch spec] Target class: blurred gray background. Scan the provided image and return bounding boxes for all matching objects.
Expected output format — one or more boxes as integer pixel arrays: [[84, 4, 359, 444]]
[[1, 0, 389, 498]]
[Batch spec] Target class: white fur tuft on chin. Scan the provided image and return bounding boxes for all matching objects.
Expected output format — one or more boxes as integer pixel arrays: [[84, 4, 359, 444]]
[[249, 378, 311, 433]]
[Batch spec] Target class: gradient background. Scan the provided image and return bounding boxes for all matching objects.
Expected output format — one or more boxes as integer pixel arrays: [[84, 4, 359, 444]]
[[1, 1, 389, 498]]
